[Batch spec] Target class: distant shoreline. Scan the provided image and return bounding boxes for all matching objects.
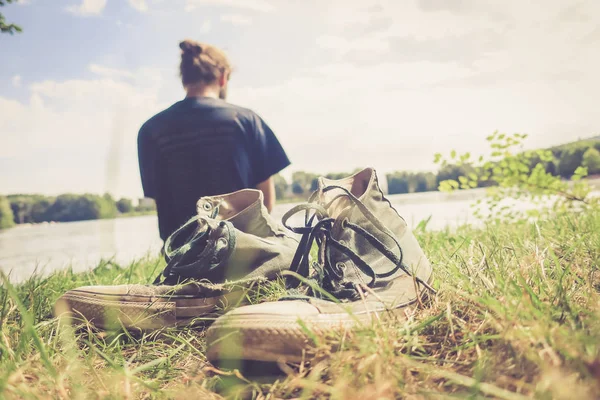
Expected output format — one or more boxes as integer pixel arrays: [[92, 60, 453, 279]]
[[5, 211, 157, 228], [3, 177, 599, 231], [116, 211, 157, 219]]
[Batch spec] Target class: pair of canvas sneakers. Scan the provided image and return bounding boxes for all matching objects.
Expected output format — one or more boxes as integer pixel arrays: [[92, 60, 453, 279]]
[[54, 168, 435, 364]]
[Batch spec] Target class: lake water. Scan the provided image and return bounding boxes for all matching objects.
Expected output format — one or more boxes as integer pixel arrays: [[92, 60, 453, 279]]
[[0, 187, 595, 283]]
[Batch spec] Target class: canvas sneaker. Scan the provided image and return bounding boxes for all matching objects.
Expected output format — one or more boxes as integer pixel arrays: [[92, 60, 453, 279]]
[[206, 168, 435, 363], [54, 189, 299, 331]]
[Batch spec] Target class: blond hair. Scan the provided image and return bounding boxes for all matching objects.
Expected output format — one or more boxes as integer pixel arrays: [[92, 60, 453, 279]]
[[179, 39, 231, 86]]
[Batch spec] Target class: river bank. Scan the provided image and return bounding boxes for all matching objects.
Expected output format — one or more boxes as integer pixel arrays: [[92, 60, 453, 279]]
[[2, 182, 600, 283], [5, 210, 157, 228], [0, 186, 487, 283]]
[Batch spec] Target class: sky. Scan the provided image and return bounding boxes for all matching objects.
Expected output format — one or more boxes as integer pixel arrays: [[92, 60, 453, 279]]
[[1, 0, 599, 200]]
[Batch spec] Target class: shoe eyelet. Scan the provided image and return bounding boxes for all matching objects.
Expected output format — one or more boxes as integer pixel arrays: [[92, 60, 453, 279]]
[[341, 218, 349, 228], [339, 240, 347, 247], [202, 202, 212, 211], [336, 262, 346, 271], [217, 238, 228, 247]]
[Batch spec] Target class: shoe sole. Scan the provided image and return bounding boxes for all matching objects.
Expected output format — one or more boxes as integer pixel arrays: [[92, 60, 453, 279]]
[[54, 289, 247, 331], [206, 281, 433, 364]]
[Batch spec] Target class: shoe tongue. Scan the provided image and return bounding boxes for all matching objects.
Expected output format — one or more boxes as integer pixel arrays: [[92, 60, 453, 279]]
[[227, 200, 279, 237], [197, 189, 279, 238], [317, 168, 375, 218], [318, 168, 373, 196]]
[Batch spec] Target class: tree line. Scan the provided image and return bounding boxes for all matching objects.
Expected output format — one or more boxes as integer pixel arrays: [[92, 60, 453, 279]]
[[0, 194, 156, 230], [274, 137, 600, 198], [1, 137, 598, 230]]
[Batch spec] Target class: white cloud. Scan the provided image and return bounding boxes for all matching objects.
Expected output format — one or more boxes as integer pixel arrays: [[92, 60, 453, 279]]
[[89, 64, 134, 79], [199, 20, 212, 33], [65, 0, 107, 16], [220, 14, 252, 26], [185, 0, 274, 13], [311, 61, 473, 88], [316, 34, 390, 56], [0, 66, 170, 199], [316, 0, 386, 29], [128, 0, 148, 12], [11, 75, 21, 87], [229, 46, 600, 177]]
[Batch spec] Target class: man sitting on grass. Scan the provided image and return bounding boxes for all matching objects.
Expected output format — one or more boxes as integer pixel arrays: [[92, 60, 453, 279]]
[[137, 39, 291, 245]]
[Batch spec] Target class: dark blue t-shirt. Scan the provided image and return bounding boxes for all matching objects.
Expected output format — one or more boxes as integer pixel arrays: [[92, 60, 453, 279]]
[[138, 97, 290, 241]]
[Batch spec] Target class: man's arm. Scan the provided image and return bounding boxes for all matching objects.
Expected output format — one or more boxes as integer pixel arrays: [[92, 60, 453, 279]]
[[138, 125, 156, 199], [256, 176, 275, 213], [248, 114, 290, 212]]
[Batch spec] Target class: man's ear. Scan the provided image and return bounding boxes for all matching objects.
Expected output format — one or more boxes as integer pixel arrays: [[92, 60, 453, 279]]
[[219, 71, 228, 87]]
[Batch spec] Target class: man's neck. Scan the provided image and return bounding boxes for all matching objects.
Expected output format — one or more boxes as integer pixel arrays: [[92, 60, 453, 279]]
[[185, 83, 220, 99]]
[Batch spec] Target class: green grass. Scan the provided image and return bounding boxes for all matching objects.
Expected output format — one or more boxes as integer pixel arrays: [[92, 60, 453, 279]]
[[1, 208, 599, 399]]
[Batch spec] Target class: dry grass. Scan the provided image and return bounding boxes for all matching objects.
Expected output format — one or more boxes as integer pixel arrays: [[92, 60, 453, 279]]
[[1, 208, 599, 399]]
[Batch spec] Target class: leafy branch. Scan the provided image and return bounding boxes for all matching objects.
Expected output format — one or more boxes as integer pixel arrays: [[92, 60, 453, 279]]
[[0, 0, 23, 35], [434, 131, 596, 222]]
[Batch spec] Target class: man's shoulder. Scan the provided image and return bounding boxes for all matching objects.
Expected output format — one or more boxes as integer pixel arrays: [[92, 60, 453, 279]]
[[214, 100, 259, 123], [139, 102, 181, 136], [138, 98, 262, 138], [207, 100, 266, 135]]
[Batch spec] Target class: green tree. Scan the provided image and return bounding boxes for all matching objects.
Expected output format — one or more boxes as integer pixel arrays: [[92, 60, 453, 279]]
[[386, 171, 437, 194], [136, 198, 156, 212], [100, 193, 118, 218], [41, 194, 117, 222], [9, 196, 34, 224], [434, 131, 594, 222], [545, 160, 557, 176], [436, 164, 476, 189], [116, 198, 134, 214], [273, 174, 289, 199], [0, 196, 15, 229], [582, 147, 600, 175], [0, 0, 22, 35], [291, 171, 318, 195], [8, 194, 53, 223], [43, 194, 95, 222], [526, 151, 558, 177], [557, 147, 586, 178], [324, 172, 350, 180], [30, 198, 52, 222], [310, 177, 319, 192], [386, 172, 412, 194], [415, 172, 436, 192], [291, 182, 304, 195]]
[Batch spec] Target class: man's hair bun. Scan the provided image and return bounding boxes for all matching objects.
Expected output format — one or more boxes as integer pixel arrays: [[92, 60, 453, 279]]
[[179, 40, 203, 56], [178, 39, 231, 86]]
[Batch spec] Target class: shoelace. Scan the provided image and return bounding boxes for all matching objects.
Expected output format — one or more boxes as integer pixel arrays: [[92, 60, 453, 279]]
[[282, 185, 436, 300], [153, 206, 221, 285]]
